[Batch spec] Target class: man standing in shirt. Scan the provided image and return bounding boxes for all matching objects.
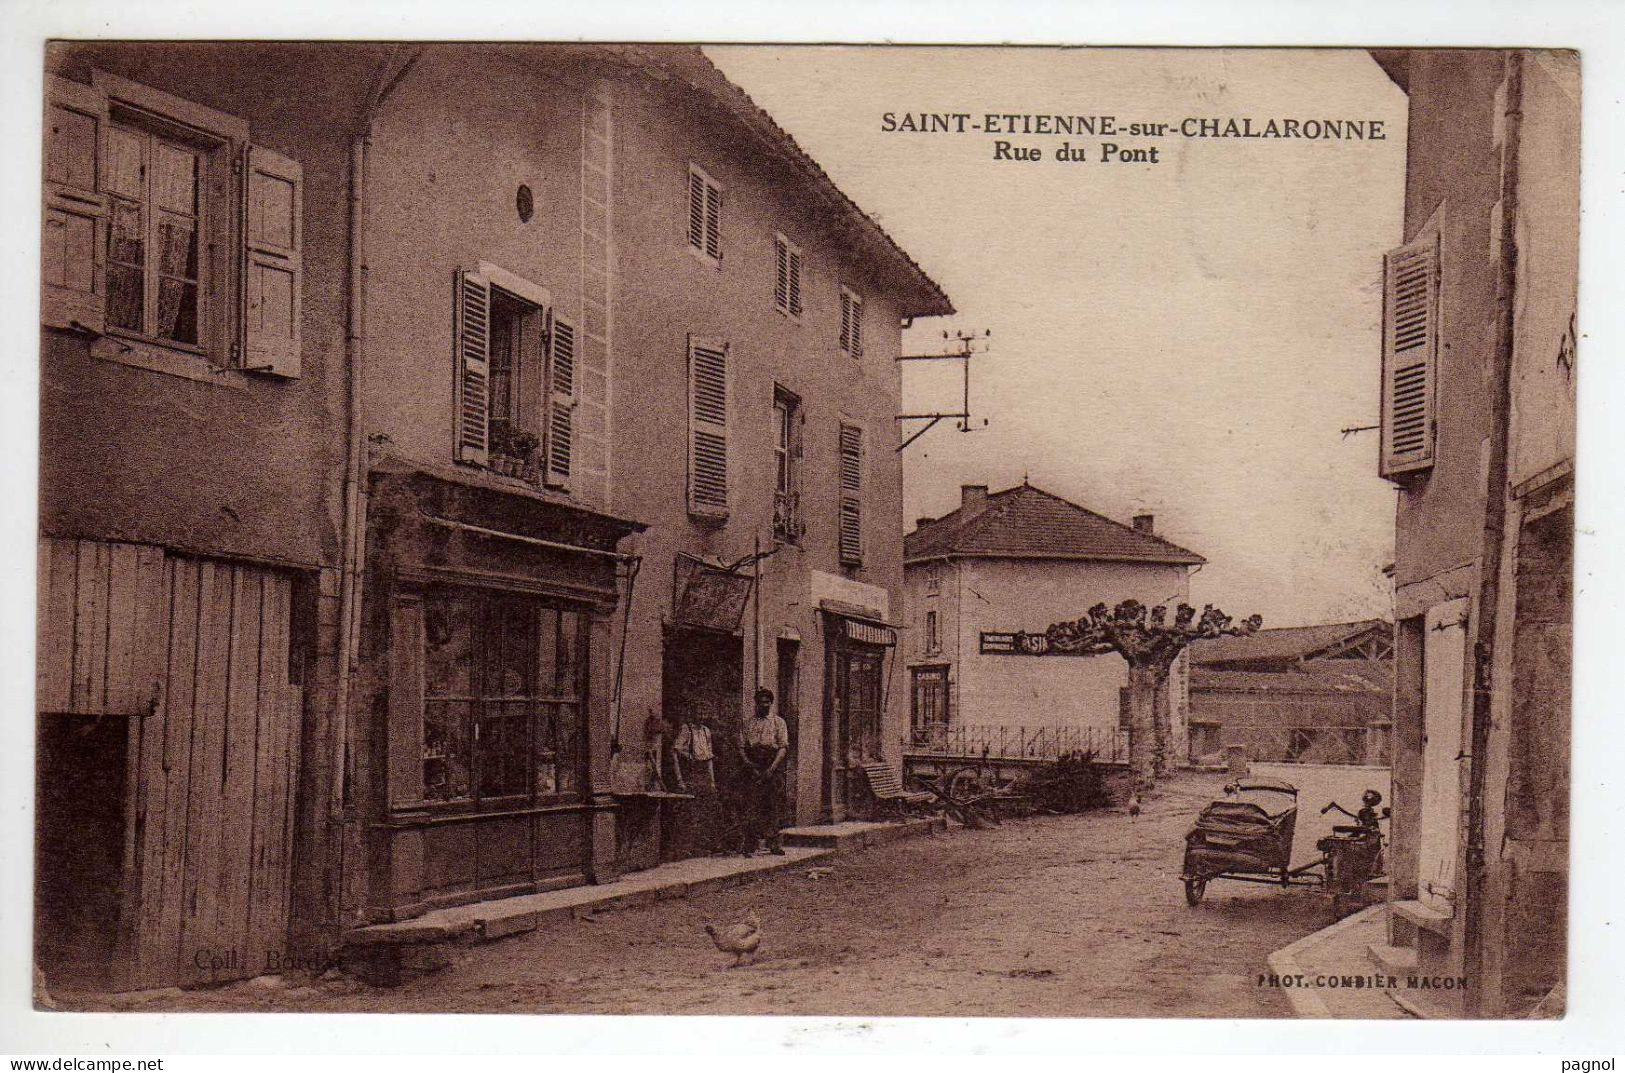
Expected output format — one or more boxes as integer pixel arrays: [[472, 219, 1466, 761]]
[[738, 687, 789, 856]]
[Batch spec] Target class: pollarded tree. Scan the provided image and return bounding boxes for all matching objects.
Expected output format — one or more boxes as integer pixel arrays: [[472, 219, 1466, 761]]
[[1044, 600, 1262, 791]]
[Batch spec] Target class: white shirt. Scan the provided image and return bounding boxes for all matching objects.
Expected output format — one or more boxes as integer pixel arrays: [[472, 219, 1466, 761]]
[[674, 722, 715, 762], [741, 714, 789, 750]]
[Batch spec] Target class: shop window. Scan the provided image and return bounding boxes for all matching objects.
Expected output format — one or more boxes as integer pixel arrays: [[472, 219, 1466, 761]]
[[420, 590, 586, 805]]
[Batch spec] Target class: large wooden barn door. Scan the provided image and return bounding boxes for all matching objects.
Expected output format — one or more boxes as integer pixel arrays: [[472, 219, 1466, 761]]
[[37, 540, 301, 990]]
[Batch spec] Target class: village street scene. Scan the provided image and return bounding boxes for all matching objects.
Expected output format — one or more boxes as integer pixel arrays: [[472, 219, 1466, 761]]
[[33, 43, 1574, 1023]]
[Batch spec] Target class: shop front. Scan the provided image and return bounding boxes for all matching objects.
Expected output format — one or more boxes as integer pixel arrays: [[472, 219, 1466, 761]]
[[358, 461, 642, 922]]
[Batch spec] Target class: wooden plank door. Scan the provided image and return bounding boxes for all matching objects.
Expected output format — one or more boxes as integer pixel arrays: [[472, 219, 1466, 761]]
[[1418, 598, 1469, 914]]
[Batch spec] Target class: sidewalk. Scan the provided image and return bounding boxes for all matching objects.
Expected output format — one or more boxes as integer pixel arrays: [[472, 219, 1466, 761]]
[[343, 816, 943, 983], [1265, 904, 1410, 1019]]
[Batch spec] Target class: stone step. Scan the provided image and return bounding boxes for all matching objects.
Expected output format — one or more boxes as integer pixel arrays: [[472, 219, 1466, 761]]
[[781, 814, 945, 850], [1366, 942, 1418, 975]]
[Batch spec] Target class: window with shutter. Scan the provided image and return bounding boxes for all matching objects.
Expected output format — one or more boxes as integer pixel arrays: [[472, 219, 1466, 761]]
[[688, 336, 730, 516], [687, 165, 721, 263], [838, 422, 864, 566], [774, 233, 802, 317], [773, 386, 802, 542], [547, 314, 576, 487], [455, 269, 492, 466], [840, 287, 864, 357], [243, 145, 303, 377], [1380, 234, 1439, 478]]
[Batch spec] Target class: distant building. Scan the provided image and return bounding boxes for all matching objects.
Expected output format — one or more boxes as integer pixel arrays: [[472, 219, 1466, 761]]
[[901, 482, 1204, 762], [1188, 621, 1394, 766], [1367, 48, 1575, 1018]]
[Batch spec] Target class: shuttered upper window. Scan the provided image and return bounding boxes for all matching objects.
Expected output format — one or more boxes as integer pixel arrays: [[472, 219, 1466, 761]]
[[687, 165, 721, 263], [688, 336, 730, 516], [453, 265, 573, 488], [43, 72, 300, 377], [837, 422, 864, 566], [839, 286, 864, 358], [1380, 233, 1440, 478], [774, 233, 802, 317]]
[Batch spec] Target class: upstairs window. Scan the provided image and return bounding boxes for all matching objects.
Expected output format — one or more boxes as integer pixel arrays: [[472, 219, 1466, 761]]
[[687, 164, 721, 263], [925, 609, 940, 654], [687, 335, 730, 517], [1380, 232, 1439, 478], [42, 72, 302, 378], [839, 286, 864, 358], [837, 421, 864, 567], [454, 265, 575, 487], [773, 233, 802, 317], [925, 563, 942, 595], [772, 386, 803, 543]]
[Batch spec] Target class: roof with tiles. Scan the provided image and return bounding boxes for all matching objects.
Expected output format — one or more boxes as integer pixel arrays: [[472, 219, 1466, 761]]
[[1191, 619, 1391, 667], [903, 482, 1205, 566]]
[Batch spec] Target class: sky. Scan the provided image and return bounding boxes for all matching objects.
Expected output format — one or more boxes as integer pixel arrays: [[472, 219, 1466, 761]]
[[708, 46, 1408, 628]]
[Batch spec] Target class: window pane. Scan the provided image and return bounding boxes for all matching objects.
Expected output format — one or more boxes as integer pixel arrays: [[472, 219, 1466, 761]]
[[536, 609, 558, 694], [487, 598, 536, 698], [152, 142, 198, 214], [535, 703, 559, 796], [478, 701, 531, 797], [556, 610, 581, 694], [109, 199, 144, 267], [106, 127, 146, 199], [553, 702, 580, 795], [156, 278, 198, 344], [423, 701, 473, 802], [107, 265, 143, 333], [158, 215, 198, 279], [424, 594, 475, 698]]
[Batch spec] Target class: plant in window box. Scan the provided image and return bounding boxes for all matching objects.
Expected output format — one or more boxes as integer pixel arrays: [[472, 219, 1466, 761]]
[[508, 428, 541, 482]]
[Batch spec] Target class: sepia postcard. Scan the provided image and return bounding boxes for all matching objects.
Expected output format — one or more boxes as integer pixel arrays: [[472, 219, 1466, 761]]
[[25, 37, 1580, 1034]]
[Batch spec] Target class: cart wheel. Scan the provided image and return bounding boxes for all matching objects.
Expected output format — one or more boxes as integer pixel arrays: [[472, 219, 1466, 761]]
[[1184, 878, 1206, 906], [947, 766, 982, 801]]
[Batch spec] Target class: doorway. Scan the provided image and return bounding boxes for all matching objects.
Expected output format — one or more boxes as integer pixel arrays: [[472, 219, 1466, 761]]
[[1418, 597, 1469, 914], [776, 639, 800, 822], [910, 666, 948, 748], [822, 627, 887, 820]]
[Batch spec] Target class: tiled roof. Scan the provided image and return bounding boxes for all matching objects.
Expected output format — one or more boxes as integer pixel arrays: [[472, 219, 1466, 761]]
[[1191, 620, 1390, 666], [903, 483, 1204, 565], [605, 45, 954, 319], [1193, 660, 1393, 695]]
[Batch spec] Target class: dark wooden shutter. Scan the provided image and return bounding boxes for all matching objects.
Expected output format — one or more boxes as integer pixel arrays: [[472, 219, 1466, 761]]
[[704, 179, 721, 260], [42, 76, 109, 332], [687, 170, 706, 253], [788, 246, 802, 316], [243, 145, 303, 376], [455, 269, 492, 465], [547, 313, 576, 486], [1381, 236, 1439, 477], [688, 336, 729, 514], [838, 422, 863, 565], [774, 236, 790, 313]]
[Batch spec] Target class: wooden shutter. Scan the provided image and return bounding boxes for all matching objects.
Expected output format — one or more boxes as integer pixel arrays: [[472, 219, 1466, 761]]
[[704, 179, 721, 260], [788, 246, 802, 316], [838, 422, 863, 565], [774, 236, 790, 313], [243, 145, 303, 376], [840, 288, 863, 357], [547, 313, 576, 487], [42, 76, 109, 332], [687, 170, 706, 253], [455, 269, 492, 465], [1380, 235, 1439, 477], [687, 336, 729, 515]]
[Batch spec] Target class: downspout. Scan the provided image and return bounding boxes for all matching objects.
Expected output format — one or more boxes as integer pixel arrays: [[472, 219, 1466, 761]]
[[1462, 48, 1522, 1017], [331, 46, 422, 915]]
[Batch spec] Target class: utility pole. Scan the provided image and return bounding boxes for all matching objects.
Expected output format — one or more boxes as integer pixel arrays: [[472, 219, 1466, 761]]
[[895, 328, 991, 451]]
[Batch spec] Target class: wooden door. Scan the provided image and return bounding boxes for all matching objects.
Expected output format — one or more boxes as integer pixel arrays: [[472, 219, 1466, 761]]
[[1418, 598, 1469, 914], [910, 667, 947, 746], [37, 540, 302, 990]]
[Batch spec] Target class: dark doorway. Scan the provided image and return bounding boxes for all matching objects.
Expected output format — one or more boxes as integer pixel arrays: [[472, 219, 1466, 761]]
[[822, 625, 887, 821], [910, 666, 948, 747], [662, 627, 742, 853]]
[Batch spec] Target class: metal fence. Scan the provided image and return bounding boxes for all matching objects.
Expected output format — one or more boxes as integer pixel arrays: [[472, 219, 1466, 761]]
[[907, 723, 1127, 763], [1190, 724, 1387, 766]]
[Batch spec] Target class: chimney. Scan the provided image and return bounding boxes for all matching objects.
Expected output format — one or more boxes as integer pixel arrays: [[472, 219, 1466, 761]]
[[915, 516, 935, 530], [1132, 513, 1155, 534], [961, 484, 989, 510]]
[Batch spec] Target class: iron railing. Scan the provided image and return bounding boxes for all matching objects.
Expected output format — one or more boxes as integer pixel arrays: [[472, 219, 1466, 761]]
[[1189, 724, 1388, 766], [906, 723, 1127, 764]]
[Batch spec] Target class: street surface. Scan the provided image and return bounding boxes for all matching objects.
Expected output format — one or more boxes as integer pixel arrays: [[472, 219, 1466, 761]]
[[97, 765, 1390, 1018]]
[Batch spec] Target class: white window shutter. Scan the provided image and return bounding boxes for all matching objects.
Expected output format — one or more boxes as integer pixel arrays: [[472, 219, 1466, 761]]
[[455, 269, 492, 465], [840, 288, 863, 357], [1381, 235, 1439, 477], [688, 335, 729, 515], [243, 145, 303, 376], [838, 422, 863, 566], [547, 312, 576, 487], [688, 171, 706, 253], [42, 76, 109, 332]]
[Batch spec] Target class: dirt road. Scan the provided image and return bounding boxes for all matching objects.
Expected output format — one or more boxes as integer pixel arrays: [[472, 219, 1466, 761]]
[[93, 767, 1388, 1018]]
